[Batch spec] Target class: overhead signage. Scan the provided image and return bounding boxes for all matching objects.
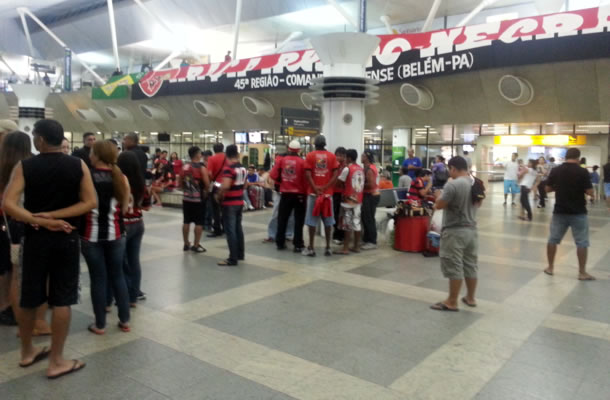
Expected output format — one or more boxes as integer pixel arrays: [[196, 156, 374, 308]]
[[281, 108, 321, 137], [494, 135, 587, 146], [133, 6, 610, 99]]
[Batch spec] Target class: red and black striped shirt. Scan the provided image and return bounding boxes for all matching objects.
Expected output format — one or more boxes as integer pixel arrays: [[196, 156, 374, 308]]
[[222, 162, 247, 207]]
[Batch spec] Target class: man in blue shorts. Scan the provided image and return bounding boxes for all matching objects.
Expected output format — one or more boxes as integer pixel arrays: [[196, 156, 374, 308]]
[[544, 148, 595, 281]]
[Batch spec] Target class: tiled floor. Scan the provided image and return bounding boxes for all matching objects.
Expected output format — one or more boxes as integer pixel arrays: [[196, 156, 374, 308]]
[[1, 183, 609, 399]]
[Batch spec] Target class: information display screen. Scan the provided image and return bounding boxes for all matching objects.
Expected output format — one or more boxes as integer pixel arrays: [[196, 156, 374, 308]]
[[235, 132, 247, 144], [248, 131, 262, 144]]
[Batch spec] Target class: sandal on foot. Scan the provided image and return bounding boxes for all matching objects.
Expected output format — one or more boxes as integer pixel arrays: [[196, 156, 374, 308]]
[[47, 360, 86, 380], [87, 324, 105, 335], [191, 245, 206, 253], [183, 244, 190, 251], [19, 347, 50, 368], [461, 297, 477, 308], [578, 274, 596, 281], [430, 302, 459, 312], [118, 322, 130, 332], [543, 269, 554, 276], [217, 259, 237, 267]]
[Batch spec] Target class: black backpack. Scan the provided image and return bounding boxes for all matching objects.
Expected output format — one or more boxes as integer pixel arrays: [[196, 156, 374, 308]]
[[434, 166, 449, 182], [471, 176, 486, 205]]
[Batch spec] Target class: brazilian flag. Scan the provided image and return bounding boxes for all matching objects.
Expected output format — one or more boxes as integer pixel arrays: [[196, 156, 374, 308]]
[[92, 72, 145, 100]]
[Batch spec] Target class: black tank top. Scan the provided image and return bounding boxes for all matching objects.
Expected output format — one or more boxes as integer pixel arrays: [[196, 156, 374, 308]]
[[22, 153, 83, 230], [81, 168, 124, 242]]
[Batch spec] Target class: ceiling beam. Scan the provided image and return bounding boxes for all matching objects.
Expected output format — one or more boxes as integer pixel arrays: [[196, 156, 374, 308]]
[[422, 0, 443, 32], [326, 0, 358, 29], [107, 0, 121, 71], [232, 0, 243, 60], [457, 0, 499, 27], [16, 7, 105, 85], [18, 10, 36, 58]]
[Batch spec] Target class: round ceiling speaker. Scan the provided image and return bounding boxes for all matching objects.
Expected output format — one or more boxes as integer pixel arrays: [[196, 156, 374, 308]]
[[193, 100, 226, 119], [138, 104, 169, 120], [105, 106, 134, 121], [75, 108, 104, 123], [498, 75, 534, 106], [242, 96, 275, 118], [399, 84, 434, 110], [300, 92, 315, 110]]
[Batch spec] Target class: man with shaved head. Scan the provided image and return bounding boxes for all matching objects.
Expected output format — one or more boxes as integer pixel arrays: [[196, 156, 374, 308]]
[[122, 132, 148, 179]]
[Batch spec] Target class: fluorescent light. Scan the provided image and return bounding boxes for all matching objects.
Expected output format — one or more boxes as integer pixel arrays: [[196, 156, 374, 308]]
[[576, 125, 608, 128], [150, 132, 158, 136], [546, 123, 554, 125], [78, 51, 114, 65], [376, 125, 383, 130], [280, 5, 347, 27], [424, 125, 430, 128], [183, 132, 192, 135]]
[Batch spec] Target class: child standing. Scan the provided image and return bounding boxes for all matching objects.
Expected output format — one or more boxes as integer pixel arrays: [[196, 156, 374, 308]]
[[590, 165, 600, 203]]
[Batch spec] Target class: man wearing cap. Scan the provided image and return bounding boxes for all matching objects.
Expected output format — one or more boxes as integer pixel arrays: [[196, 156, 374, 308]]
[[303, 135, 339, 257], [270, 140, 306, 252]]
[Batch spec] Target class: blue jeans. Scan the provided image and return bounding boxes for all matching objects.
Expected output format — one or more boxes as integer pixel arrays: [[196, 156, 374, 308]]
[[123, 221, 144, 303], [222, 205, 245, 265], [548, 213, 589, 248], [81, 237, 130, 329]]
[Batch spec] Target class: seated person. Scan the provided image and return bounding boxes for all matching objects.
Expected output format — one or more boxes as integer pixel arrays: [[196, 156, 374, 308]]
[[408, 169, 434, 203], [151, 164, 175, 206], [244, 165, 264, 210], [258, 167, 274, 206], [379, 175, 393, 189], [398, 166, 412, 189]]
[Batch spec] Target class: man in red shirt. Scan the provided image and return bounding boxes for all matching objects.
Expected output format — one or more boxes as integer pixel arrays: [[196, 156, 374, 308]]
[[206, 143, 227, 237], [303, 135, 339, 257], [216, 145, 246, 266], [270, 140, 306, 252]]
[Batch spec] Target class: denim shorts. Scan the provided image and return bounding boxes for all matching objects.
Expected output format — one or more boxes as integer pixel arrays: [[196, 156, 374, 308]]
[[305, 195, 335, 227], [504, 180, 520, 194], [605, 182, 610, 197], [548, 213, 589, 248]]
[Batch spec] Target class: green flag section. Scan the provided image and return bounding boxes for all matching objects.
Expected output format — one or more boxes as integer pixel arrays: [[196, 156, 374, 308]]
[[92, 72, 144, 100]]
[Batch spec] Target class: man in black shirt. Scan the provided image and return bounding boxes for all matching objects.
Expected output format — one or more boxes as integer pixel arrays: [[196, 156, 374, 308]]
[[122, 132, 148, 179], [72, 132, 96, 168], [3, 119, 97, 378], [544, 148, 595, 281], [603, 156, 610, 211]]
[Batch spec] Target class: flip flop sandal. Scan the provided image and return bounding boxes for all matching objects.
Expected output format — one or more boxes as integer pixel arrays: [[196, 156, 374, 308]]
[[430, 302, 459, 312], [19, 347, 50, 368], [47, 360, 86, 380], [461, 297, 477, 308], [191, 245, 207, 253], [118, 322, 131, 332], [578, 275, 596, 281], [217, 260, 237, 266], [543, 269, 554, 276], [87, 324, 105, 335]]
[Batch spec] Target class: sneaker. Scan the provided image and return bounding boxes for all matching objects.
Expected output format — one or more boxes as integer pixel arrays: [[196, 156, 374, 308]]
[[324, 248, 332, 257], [137, 291, 147, 301], [183, 244, 190, 251], [332, 239, 343, 245], [293, 247, 303, 253], [248, 205, 255, 211], [301, 247, 316, 257], [361, 243, 378, 250], [0, 307, 17, 326]]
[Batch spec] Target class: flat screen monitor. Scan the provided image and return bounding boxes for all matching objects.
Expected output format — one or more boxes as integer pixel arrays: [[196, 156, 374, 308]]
[[235, 132, 247, 144], [248, 131, 262, 144]]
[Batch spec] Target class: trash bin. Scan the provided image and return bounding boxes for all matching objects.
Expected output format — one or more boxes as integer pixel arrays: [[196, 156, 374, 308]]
[[394, 216, 429, 252]]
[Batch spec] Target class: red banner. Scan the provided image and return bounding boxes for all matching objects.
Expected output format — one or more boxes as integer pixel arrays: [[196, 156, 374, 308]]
[[138, 6, 609, 97]]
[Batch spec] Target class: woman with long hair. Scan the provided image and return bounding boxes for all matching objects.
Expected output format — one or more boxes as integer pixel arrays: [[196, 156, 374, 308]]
[[117, 151, 150, 306], [81, 140, 131, 334], [169, 152, 182, 176], [0, 131, 51, 335]]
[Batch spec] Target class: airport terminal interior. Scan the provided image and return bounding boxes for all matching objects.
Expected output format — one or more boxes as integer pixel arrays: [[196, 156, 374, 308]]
[[1, 0, 610, 399]]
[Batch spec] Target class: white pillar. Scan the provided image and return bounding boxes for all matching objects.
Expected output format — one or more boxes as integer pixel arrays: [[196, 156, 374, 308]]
[[309, 32, 379, 158]]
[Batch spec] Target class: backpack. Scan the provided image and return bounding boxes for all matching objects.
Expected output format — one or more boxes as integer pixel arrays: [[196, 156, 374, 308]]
[[471, 176, 486, 205]]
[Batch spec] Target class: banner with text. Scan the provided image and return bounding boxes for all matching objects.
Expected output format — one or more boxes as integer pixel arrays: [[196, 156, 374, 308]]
[[133, 6, 610, 100]]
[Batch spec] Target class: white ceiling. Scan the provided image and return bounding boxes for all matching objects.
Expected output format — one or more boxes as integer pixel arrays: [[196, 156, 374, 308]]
[[1, 0, 602, 80]]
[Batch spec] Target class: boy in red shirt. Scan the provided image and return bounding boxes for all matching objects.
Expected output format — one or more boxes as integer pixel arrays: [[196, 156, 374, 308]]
[[303, 135, 339, 257], [335, 149, 364, 255]]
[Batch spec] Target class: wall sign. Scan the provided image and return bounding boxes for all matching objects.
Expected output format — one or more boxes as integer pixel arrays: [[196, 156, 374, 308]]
[[133, 6, 610, 100], [494, 135, 587, 146]]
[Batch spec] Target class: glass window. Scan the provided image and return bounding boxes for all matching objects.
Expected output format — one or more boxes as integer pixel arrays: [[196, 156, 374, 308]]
[[542, 123, 573, 135], [574, 122, 609, 134], [481, 124, 508, 135], [455, 124, 479, 144], [510, 123, 540, 135]]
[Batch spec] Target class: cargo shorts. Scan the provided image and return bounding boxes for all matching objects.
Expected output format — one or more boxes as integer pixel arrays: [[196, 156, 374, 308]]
[[439, 228, 478, 280]]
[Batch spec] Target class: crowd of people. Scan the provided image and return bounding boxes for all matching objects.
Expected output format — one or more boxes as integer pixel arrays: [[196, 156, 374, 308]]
[[0, 117, 607, 380]]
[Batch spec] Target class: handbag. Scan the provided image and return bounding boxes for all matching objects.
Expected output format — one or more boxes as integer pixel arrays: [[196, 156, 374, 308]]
[[2, 214, 20, 265]]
